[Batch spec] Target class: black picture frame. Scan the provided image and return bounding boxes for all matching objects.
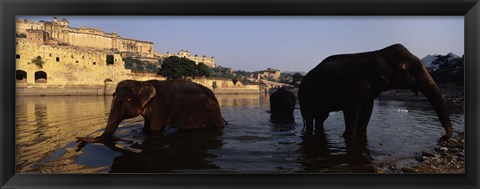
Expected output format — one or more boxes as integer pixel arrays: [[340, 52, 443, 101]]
[[1, 0, 479, 188]]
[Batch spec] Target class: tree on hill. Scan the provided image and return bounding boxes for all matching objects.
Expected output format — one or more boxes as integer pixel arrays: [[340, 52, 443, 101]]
[[196, 62, 212, 77], [291, 73, 304, 87], [123, 57, 160, 72], [210, 66, 235, 78], [158, 56, 211, 80], [431, 54, 463, 70]]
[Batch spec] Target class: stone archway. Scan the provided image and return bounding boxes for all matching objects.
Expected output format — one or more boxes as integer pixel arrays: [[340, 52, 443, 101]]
[[16, 70, 27, 83], [34, 71, 47, 83]]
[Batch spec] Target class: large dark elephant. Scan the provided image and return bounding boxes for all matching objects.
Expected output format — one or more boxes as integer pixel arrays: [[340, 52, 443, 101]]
[[298, 44, 452, 140], [270, 88, 296, 123], [78, 79, 226, 143]]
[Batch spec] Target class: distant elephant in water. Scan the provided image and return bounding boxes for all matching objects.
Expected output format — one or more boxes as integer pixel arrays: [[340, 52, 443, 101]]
[[270, 88, 296, 123], [298, 44, 452, 140], [78, 80, 227, 143]]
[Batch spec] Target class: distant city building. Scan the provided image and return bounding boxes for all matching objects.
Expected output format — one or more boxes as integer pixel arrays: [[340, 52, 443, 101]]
[[156, 49, 216, 68], [256, 68, 281, 80]]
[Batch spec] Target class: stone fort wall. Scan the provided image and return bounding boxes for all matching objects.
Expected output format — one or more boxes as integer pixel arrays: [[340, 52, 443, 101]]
[[16, 39, 131, 86], [16, 39, 259, 95]]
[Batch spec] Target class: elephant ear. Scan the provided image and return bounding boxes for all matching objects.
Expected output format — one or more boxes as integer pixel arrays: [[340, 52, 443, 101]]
[[134, 82, 156, 108], [369, 59, 391, 88]]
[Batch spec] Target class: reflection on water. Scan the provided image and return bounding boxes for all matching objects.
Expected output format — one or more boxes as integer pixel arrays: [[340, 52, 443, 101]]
[[16, 96, 114, 173], [16, 94, 464, 173], [107, 129, 223, 173]]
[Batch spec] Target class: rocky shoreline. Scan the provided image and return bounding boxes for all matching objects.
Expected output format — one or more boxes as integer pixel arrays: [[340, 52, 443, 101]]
[[394, 131, 465, 174]]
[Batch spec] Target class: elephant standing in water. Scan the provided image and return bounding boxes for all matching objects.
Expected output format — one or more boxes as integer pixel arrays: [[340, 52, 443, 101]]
[[298, 44, 452, 140], [270, 88, 296, 123], [78, 80, 227, 143]]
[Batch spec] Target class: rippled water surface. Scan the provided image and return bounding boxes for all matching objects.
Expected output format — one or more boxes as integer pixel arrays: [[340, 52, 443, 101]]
[[16, 94, 464, 173]]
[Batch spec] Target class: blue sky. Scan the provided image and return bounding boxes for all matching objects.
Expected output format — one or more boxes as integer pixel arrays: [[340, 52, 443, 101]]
[[18, 16, 464, 72]]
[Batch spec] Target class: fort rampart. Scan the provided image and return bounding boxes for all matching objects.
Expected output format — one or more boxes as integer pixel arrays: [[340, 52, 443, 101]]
[[15, 40, 259, 95]]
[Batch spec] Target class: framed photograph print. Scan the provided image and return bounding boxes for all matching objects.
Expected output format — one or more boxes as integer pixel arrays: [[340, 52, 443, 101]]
[[1, 0, 479, 188]]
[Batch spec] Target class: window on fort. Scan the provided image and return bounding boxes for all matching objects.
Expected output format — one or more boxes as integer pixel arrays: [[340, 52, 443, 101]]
[[93, 62, 96, 65], [106, 55, 114, 65], [16, 54, 20, 59], [34, 71, 47, 83], [16, 70, 27, 82], [56, 57, 60, 62], [76, 61, 79, 63]]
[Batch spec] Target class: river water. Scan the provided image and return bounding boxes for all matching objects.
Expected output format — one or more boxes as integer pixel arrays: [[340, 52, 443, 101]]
[[15, 94, 464, 173]]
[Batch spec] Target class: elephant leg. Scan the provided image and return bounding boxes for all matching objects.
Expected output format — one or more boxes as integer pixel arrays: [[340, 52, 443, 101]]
[[357, 100, 374, 138], [343, 104, 361, 139], [147, 111, 168, 136], [304, 116, 314, 137], [314, 112, 329, 136]]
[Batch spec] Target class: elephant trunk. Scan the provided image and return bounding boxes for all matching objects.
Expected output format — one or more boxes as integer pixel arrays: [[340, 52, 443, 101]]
[[98, 112, 123, 140], [418, 71, 453, 140], [77, 111, 123, 143]]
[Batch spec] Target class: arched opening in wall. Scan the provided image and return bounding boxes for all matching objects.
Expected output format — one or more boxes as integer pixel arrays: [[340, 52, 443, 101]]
[[56, 57, 60, 62], [104, 78, 113, 83], [16, 70, 27, 83], [16, 54, 20, 59], [93, 62, 96, 65], [34, 71, 47, 83]]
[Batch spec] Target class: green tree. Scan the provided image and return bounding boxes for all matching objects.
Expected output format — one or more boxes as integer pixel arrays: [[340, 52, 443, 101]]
[[133, 63, 144, 71], [158, 56, 198, 80], [291, 73, 304, 87], [30, 56, 44, 69], [145, 62, 158, 72], [196, 62, 212, 77], [123, 57, 160, 72], [212, 81, 218, 90], [210, 66, 235, 78], [124, 59, 134, 69]]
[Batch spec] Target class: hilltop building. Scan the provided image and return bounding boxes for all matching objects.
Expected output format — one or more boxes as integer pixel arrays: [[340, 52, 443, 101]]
[[16, 17, 154, 59], [255, 68, 281, 80], [17, 17, 217, 68], [156, 50, 216, 68]]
